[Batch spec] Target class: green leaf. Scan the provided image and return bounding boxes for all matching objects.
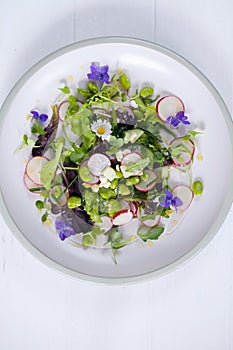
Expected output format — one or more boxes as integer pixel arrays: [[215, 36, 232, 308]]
[[31, 122, 45, 135], [140, 86, 154, 98], [125, 157, 150, 172], [40, 137, 65, 190], [70, 148, 86, 164], [82, 130, 97, 150], [59, 86, 70, 94], [144, 106, 158, 123], [70, 109, 92, 136], [109, 135, 124, 147], [188, 130, 203, 138], [138, 226, 164, 242], [82, 225, 105, 247], [77, 88, 92, 98], [83, 190, 101, 222], [123, 129, 144, 144]]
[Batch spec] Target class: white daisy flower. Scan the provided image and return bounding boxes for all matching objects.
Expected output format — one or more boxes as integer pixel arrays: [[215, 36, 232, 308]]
[[91, 119, 112, 141]]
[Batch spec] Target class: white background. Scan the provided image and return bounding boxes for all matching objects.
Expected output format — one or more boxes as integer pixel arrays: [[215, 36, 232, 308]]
[[0, 1, 232, 349]]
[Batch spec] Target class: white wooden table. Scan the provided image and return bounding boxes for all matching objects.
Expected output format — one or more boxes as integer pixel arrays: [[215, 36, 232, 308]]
[[0, 1, 232, 349]]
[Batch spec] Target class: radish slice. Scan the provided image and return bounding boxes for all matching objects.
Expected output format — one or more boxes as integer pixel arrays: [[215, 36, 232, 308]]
[[173, 185, 194, 211], [58, 100, 69, 122], [23, 172, 41, 193], [170, 137, 195, 167], [120, 152, 143, 178], [156, 95, 185, 122], [121, 152, 142, 165], [129, 201, 138, 216], [137, 208, 160, 227], [87, 153, 111, 176], [96, 216, 113, 233], [134, 170, 157, 192], [80, 160, 100, 184], [25, 156, 49, 185], [112, 209, 133, 226]]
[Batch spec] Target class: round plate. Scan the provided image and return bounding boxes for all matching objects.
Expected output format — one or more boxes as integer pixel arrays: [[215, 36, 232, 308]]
[[0, 37, 232, 284]]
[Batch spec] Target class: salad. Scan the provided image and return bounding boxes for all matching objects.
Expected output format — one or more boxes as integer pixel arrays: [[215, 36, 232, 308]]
[[19, 62, 203, 262]]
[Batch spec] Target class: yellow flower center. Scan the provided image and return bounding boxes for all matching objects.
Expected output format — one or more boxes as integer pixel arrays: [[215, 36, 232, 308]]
[[97, 126, 106, 135]]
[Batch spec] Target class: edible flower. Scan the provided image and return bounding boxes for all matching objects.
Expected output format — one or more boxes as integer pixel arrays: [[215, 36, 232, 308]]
[[160, 190, 183, 209], [87, 62, 110, 84], [30, 110, 48, 123], [55, 219, 75, 241], [166, 111, 190, 128], [91, 119, 112, 141]]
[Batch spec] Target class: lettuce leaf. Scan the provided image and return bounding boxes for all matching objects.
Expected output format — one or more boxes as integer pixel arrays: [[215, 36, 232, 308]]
[[40, 137, 65, 190]]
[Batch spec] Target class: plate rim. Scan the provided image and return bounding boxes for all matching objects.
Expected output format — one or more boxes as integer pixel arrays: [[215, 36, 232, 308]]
[[0, 36, 233, 285]]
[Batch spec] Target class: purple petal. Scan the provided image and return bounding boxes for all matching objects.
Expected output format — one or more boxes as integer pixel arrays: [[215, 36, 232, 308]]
[[176, 111, 184, 119], [160, 198, 171, 208], [55, 219, 65, 231], [182, 119, 191, 125], [39, 113, 48, 122], [59, 231, 66, 241], [171, 196, 183, 207], [87, 72, 100, 81], [100, 73, 110, 84], [30, 110, 39, 118], [99, 65, 109, 74], [166, 116, 175, 125], [172, 119, 180, 127], [165, 190, 173, 199], [90, 63, 99, 74]]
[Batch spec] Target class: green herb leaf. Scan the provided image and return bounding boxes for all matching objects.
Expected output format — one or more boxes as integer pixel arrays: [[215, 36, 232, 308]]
[[70, 109, 92, 136], [59, 86, 70, 94], [40, 137, 65, 190], [125, 157, 150, 172], [31, 122, 45, 135], [138, 226, 164, 242]]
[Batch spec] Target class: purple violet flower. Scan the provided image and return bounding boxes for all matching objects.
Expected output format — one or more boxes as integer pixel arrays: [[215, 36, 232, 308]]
[[166, 111, 190, 128], [87, 62, 110, 84], [160, 190, 183, 209], [31, 110, 48, 123], [55, 219, 76, 241]]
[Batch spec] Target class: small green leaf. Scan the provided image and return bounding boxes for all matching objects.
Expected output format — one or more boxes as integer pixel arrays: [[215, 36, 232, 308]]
[[138, 226, 164, 242], [59, 86, 70, 94], [70, 109, 92, 136], [140, 86, 154, 98], [77, 88, 92, 97], [31, 122, 45, 135], [125, 157, 150, 172], [40, 137, 65, 190], [119, 73, 131, 89], [70, 148, 86, 164]]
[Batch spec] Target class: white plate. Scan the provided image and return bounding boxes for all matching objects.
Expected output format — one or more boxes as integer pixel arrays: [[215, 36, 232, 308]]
[[0, 37, 232, 284]]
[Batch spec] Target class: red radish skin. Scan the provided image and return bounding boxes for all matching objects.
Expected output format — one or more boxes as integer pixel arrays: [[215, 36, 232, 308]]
[[25, 156, 49, 186], [23, 172, 41, 193], [170, 137, 195, 167], [173, 185, 194, 211], [134, 170, 157, 192], [129, 201, 138, 216], [156, 95, 185, 123], [112, 209, 133, 226]]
